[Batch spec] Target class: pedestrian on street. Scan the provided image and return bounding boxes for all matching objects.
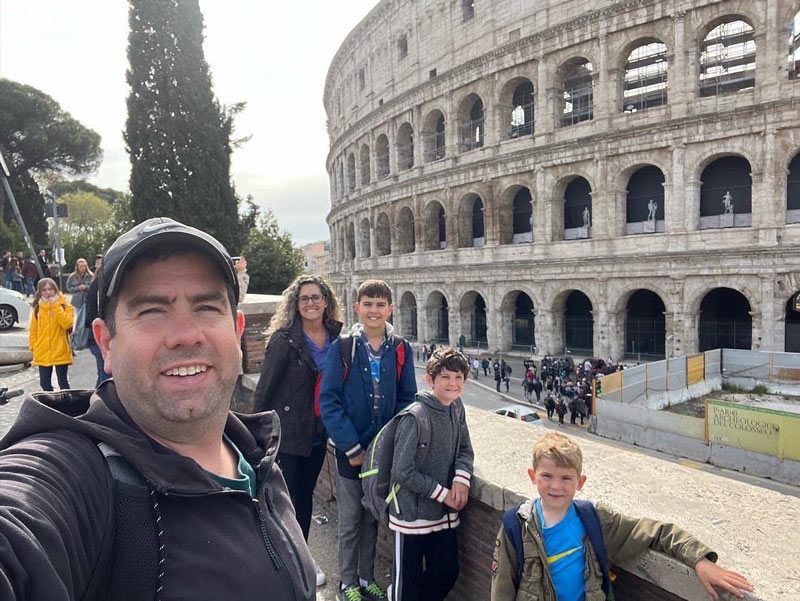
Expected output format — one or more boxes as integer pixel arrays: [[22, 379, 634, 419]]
[[82, 260, 112, 388], [545, 394, 556, 420], [66, 258, 94, 309], [0, 218, 315, 600], [29, 277, 74, 391], [471, 357, 480, 379], [481, 357, 490, 376], [556, 396, 568, 425], [494, 364, 502, 392]]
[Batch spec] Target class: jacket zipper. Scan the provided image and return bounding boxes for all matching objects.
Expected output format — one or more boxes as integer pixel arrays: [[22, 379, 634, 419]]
[[262, 492, 311, 593], [253, 498, 298, 601]]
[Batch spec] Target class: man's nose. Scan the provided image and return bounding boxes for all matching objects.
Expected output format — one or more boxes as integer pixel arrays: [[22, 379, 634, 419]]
[[163, 310, 205, 347]]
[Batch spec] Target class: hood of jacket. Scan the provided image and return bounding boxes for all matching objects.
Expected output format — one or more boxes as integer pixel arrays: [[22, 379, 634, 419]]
[[349, 321, 395, 338], [0, 381, 281, 495]]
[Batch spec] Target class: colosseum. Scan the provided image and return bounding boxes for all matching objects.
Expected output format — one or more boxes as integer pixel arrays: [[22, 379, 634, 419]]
[[323, 0, 800, 361]]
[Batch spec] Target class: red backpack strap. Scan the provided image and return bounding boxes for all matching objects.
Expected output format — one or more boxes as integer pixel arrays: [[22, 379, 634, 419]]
[[312, 373, 323, 417], [393, 336, 406, 382]]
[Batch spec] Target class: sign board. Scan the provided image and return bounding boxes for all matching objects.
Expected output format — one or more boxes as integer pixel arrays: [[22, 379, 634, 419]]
[[56, 203, 69, 218], [706, 399, 800, 461]]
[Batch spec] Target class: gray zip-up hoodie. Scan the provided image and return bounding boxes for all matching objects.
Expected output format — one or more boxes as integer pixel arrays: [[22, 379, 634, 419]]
[[388, 390, 474, 534]]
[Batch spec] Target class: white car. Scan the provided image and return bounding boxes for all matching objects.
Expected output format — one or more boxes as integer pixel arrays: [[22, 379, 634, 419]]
[[0, 288, 31, 331], [494, 404, 542, 423]]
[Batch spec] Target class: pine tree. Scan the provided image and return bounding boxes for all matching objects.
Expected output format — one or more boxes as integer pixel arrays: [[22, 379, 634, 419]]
[[125, 0, 239, 251]]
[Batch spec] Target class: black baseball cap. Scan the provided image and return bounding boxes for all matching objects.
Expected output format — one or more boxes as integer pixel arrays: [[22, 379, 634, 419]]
[[98, 217, 239, 319]]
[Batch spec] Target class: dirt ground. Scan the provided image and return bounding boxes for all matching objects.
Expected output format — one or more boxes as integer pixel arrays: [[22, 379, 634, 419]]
[[664, 385, 800, 418]]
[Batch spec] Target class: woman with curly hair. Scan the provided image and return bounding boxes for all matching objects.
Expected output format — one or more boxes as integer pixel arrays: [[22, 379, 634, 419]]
[[29, 278, 74, 391], [253, 274, 343, 587]]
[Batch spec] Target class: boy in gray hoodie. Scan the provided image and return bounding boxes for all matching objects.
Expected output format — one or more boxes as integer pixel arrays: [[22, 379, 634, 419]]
[[389, 347, 475, 601]]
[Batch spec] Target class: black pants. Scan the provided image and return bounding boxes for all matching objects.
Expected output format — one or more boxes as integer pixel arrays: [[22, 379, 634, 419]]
[[38, 365, 69, 391], [393, 529, 459, 601], [277, 445, 327, 541]]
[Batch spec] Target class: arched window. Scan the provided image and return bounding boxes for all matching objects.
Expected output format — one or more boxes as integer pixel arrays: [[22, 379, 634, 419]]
[[345, 223, 356, 260], [787, 152, 800, 224], [561, 59, 593, 126], [564, 291, 593, 354], [700, 19, 756, 97], [790, 11, 800, 79], [359, 145, 370, 186], [346, 153, 356, 193], [623, 40, 668, 112], [698, 288, 752, 351], [397, 206, 416, 254], [458, 194, 485, 248], [423, 110, 446, 163], [397, 122, 414, 170], [564, 177, 592, 239], [399, 292, 417, 341], [509, 80, 534, 138], [376, 212, 391, 256], [375, 135, 390, 179], [625, 290, 666, 359], [625, 165, 665, 234], [472, 198, 485, 242], [699, 156, 752, 229], [424, 201, 447, 250], [462, 0, 475, 22], [512, 188, 533, 243], [358, 218, 371, 258], [459, 95, 485, 152]]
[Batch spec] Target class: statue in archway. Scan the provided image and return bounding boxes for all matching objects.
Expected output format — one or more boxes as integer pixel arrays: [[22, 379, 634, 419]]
[[722, 190, 734, 214], [582, 206, 591, 227], [647, 199, 657, 221]]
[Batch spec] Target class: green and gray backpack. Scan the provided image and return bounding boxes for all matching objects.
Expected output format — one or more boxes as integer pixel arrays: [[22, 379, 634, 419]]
[[359, 401, 431, 522]]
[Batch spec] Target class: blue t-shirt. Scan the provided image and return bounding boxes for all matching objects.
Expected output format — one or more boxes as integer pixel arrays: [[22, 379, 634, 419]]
[[304, 332, 331, 370], [535, 499, 586, 601]]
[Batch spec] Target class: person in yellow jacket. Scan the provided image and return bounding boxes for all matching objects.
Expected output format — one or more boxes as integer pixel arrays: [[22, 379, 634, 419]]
[[29, 278, 74, 391]]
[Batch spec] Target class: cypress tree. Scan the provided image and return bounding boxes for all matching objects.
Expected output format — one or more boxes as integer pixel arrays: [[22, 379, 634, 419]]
[[125, 0, 239, 250]]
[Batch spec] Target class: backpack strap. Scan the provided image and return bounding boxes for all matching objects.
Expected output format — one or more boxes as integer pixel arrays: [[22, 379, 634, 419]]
[[502, 504, 525, 591], [392, 336, 406, 382], [405, 401, 431, 465], [339, 335, 357, 381], [574, 499, 613, 600]]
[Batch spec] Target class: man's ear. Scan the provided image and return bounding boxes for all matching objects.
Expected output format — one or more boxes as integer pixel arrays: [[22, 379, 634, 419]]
[[93, 318, 113, 375]]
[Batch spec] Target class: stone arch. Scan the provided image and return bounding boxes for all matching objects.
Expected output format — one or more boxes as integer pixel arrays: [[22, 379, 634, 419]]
[[699, 16, 756, 97], [375, 134, 390, 179], [426, 290, 450, 343], [621, 38, 668, 113], [498, 184, 533, 244], [563, 176, 592, 239], [625, 165, 665, 233], [422, 109, 446, 163], [345, 222, 356, 260], [699, 155, 752, 229], [358, 217, 371, 258], [552, 288, 596, 355], [423, 200, 447, 251], [346, 152, 356, 193], [697, 287, 753, 351], [457, 93, 485, 151], [359, 144, 371, 186], [399, 291, 418, 341], [376, 212, 391, 256], [459, 290, 488, 347], [499, 76, 535, 139], [558, 56, 594, 126], [787, 151, 800, 222], [397, 122, 414, 170], [456, 193, 485, 248], [396, 205, 416, 254], [623, 289, 667, 359], [500, 290, 536, 352]]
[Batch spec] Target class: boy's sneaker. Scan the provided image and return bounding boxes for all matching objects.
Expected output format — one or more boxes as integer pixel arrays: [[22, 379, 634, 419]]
[[361, 581, 387, 601], [339, 584, 363, 601]]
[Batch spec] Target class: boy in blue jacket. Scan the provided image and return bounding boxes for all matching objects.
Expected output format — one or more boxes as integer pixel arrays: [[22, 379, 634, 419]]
[[320, 279, 417, 601]]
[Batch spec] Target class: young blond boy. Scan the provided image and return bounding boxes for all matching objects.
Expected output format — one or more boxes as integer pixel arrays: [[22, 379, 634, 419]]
[[389, 347, 474, 601], [491, 432, 753, 601]]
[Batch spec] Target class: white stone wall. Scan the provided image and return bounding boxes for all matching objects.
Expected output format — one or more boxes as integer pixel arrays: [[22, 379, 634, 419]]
[[324, 0, 800, 358]]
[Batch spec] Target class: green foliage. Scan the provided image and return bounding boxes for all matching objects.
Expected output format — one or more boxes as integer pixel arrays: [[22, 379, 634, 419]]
[[750, 384, 769, 395], [50, 180, 127, 206], [0, 78, 102, 245], [243, 209, 304, 295], [0, 219, 26, 254], [55, 191, 118, 265], [125, 0, 240, 251]]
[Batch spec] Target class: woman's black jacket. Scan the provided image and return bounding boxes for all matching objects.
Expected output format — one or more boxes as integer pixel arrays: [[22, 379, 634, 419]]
[[253, 318, 343, 457]]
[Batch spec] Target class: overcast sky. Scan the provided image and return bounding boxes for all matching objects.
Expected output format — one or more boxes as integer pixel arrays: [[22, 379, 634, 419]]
[[0, 0, 379, 245]]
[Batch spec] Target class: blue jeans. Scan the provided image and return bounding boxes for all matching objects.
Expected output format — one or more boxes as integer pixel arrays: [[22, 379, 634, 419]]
[[88, 339, 111, 388], [39, 365, 70, 391]]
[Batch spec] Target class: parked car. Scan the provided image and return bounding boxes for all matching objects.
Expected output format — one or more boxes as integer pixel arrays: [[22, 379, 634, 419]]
[[0, 288, 30, 331], [494, 404, 542, 423]]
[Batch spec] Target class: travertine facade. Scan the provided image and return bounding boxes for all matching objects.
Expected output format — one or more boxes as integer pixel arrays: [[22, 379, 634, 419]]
[[324, 0, 800, 359]]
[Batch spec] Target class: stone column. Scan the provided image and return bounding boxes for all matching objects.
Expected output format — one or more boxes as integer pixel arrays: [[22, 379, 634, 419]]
[[413, 196, 425, 254], [685, 178, 701, 232], [605, 308, 625, 361], [483, 181, 499, 247], [368, 215, 377, 258], [759, 128, 781, 228], [670, 144, 687, 233], [448, 302, 461, 348], [671, 11, 689, 118], [544, 196, 561, 242], [676, 310, 698, 356], [487, 298, 502, 353], [417, 294, 429, 344], [444, 190, 457, 250], [759, 275, 775, 350], [534, 56, 553, 140], [594, 34, 612, 121]]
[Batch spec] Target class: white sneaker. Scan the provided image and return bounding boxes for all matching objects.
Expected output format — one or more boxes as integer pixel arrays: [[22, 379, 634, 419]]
[[314, 560, 326, 586]]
